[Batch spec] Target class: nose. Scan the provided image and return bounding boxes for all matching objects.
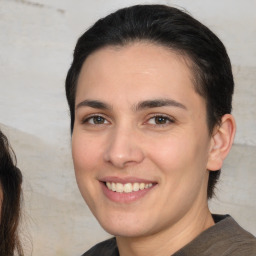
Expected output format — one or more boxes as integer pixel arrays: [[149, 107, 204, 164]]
[[103, 126, 145, 169]]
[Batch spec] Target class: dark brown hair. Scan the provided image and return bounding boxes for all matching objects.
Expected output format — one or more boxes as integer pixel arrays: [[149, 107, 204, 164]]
[[65, 5, 234, 198], [0, 129, 23, 256]]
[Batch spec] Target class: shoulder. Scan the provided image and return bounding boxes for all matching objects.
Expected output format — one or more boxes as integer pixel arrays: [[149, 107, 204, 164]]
[[221, 216, 256, 256], [81, 237, 118, 256], [174, 215, 256, 256], [210, 215, 256, 255], [213, 215, 256, 255], [203, 215, 256, 256]]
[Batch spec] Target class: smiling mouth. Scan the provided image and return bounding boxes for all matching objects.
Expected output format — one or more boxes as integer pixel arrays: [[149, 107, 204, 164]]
[[105, 182, 154, 193]]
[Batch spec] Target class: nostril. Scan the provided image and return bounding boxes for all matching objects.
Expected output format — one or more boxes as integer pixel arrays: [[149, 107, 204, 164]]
[[103, 132, 145, 168]]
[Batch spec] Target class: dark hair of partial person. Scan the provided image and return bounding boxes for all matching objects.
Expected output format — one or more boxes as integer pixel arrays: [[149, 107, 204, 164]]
[[0, 129, 23, 256], [65, 4, 234, 198]]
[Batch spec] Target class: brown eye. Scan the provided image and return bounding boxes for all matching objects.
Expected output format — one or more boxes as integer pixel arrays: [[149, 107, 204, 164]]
[[155, 116, 168, 124], [147, 115, 174, 125], [83, 115, 108, 125], [92, 116, 105, 124]]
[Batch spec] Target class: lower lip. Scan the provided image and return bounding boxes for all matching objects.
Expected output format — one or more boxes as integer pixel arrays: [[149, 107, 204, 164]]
[[100, 182, 156, 203]]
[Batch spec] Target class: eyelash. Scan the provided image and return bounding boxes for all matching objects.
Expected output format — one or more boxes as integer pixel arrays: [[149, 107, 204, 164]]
[[146, 114, 175, 126], [81, 114, 174, 127], [81, 114, 110, 125]]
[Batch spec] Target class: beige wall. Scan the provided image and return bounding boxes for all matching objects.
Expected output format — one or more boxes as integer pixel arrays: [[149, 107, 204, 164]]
[[0, 0, 255, 255]]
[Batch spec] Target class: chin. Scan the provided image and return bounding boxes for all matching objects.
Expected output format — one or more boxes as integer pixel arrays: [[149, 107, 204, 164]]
[[95, 212, 148, 237], [103, 225, 148, 238]]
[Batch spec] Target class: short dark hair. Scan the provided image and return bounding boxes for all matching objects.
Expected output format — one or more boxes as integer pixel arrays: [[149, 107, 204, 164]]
[[0, 130, 23, 256], [65, 4, 234, 198]]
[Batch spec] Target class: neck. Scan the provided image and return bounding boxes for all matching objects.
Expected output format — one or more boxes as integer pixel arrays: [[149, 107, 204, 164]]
[[116, 205, 214, 256]]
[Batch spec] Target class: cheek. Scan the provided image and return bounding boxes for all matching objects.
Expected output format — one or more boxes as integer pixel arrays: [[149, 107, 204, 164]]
[[71, 133, 101, 206], [149, 135, 210, 210], [148, 135, 193, 167], [71, 135, 100, 203], [72, 132, 101, 173], [147, 131, 210, 180]]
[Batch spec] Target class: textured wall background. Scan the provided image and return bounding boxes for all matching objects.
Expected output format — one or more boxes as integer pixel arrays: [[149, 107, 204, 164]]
[[0, 0, 255, 255]]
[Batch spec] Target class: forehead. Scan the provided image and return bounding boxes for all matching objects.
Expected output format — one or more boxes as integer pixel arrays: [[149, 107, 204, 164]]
[[80, 42, 194, 80], [76, 42, 204, 111]]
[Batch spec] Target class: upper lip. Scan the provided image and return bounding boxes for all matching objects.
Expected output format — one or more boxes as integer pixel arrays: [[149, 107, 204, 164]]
[[99, 176, 157, 184]]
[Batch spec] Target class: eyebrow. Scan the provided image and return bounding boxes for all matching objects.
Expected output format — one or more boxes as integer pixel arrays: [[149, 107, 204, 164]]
[[134, 98, 187, 111], [76, 100, 111, 110], [76, 98, 187, 111]]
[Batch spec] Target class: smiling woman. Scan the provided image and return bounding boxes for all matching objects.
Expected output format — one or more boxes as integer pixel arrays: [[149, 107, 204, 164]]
[[65, 4, 256, 256], [72, 43, 213, 235]]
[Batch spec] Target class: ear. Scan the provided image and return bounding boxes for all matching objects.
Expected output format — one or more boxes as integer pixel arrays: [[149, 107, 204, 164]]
[[207, 114, 236, 171]]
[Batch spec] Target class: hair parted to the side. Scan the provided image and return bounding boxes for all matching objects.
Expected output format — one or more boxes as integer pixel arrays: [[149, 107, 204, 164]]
[[0, 129, 23, 256], [65, 4, 234, 198]]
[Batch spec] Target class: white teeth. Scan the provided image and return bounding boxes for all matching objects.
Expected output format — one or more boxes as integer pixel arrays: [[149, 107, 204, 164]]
[[139, 183, 145, 190], [106, 182, 111, 189], [116, 183, 124, 193], [124, 183, 132, 193], [112, 182, 116, 192], [133, 183, 140, 192], [106, 182, 153, 193]]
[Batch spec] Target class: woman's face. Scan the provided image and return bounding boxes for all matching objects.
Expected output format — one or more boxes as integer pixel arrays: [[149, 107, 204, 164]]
[[72, 42, 213, 237]]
